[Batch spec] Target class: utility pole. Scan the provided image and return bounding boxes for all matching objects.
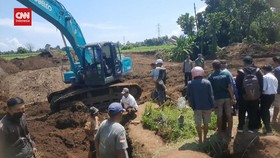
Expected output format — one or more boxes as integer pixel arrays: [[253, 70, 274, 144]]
[[194, 3, 203, 54], [157, 23, 161, 38], [123, 36, 125, 45], [194, 3, 198, 31]]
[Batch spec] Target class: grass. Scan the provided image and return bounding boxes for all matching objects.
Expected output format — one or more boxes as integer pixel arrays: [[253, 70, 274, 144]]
[[141, 102, 217, 142], [0, 52, 39, 60], [121, 45, 175, 53]]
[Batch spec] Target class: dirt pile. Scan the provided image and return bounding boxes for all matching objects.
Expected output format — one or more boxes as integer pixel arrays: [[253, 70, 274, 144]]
[[0, 58, 21, 74], [233, 133, 280, 158], [217, 42, 280, 59], [26, 102, 89, 158], [11, 52, 68, 71], [0, 67, 69, 103], [0, 52, 68, 75], [159, 150, 210, 158]]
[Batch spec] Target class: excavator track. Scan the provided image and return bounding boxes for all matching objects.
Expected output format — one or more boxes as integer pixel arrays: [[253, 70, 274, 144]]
[[48, 83, 142, 112]]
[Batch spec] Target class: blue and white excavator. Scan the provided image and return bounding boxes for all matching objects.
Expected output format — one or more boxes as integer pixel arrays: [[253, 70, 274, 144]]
[[16, 0, 142, 112]]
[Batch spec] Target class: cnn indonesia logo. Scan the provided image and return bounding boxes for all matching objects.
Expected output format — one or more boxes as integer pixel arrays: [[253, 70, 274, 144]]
[[14, 8, 32, 26]]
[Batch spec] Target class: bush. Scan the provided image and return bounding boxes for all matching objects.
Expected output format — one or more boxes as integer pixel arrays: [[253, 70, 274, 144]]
[[142, 102, 217, 142], [17, 47, 28, 54], [154, 50, 171, 61]]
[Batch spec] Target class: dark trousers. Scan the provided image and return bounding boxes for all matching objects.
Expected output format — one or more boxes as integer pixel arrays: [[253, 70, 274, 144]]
[[238, 99, 260, 130], [89, 140, 96, 158], [184, 72, 192, 85], [260, 94, 275, 133]]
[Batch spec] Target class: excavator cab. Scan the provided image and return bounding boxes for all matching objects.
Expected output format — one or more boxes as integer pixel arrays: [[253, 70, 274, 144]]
[[82, 42, 126, 86]]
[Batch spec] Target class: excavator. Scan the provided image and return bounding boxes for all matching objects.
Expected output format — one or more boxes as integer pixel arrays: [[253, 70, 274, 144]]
[[16, 0, 142, 112]]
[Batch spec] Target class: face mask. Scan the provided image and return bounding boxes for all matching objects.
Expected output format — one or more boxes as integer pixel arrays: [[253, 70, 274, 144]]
[[12, 112, 23, 120]]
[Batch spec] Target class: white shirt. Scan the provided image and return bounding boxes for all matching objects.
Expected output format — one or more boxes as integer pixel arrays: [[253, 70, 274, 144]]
[[120, 94, 138, 110], [151, 67, 161, 81], [263, 72, 278, 95]]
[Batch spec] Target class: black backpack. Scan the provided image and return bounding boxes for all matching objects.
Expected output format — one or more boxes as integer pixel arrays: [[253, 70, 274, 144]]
[[241, 68, 261, 101]]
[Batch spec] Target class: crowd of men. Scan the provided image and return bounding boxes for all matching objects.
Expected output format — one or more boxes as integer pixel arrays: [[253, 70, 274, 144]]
[[1, 55, 280, 158], [186, 55, 280, 144]]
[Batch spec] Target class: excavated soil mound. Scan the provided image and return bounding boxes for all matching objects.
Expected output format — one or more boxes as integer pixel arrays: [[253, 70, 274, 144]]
[[0, 53, 68, 76], [52, 111, 88, 129], [26, 102, 89, 158], [160, 150, 210, 158], [217, 42, 280, 59], [0, 58, 21, 74], [233, 133, 280, 158], [0, 67, 69, 103], [246, 136, 280, 158], [11, 54, 67, 71]]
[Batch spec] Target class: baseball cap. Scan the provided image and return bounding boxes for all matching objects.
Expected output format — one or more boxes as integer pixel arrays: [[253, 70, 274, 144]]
[[89, 106, 99, 116], [155, 59, 163, 64], [108, 102, 125, 116], [121, 88, 129, 94], [7, 97, 24, 107]]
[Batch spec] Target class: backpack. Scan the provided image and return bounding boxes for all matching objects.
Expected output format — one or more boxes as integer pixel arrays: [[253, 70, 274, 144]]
[[242, 68, 261, 101]]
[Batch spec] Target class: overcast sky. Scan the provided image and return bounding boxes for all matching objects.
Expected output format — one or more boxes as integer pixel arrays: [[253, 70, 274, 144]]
[[0, 0, 205, 51]]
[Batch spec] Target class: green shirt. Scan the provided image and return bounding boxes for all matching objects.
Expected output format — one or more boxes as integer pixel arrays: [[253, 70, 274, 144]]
[[195, 58, 205, 68], [208, 70, 231, 100]]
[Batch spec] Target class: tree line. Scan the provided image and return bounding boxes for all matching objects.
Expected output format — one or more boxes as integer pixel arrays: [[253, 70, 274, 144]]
[[121, 35, 177, 50], [177, 0, 280, 57], [0, 43, 62, 54]]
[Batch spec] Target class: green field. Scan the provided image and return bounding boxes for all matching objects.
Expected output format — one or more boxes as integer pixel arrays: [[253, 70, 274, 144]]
[[0, 52, 39, 60], [0, 45, 174, 60], [121, 45, 174, 53]]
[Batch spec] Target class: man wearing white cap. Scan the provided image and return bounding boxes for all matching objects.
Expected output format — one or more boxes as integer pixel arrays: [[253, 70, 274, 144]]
[[153, 59, 167, 106], [120, 88, 138, 112]]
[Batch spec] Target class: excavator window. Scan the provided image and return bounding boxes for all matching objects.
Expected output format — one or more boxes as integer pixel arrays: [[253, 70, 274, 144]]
[[102, 45, 113, 77]]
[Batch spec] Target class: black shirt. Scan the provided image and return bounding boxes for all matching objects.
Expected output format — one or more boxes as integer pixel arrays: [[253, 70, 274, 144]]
[[0, 114, 35, 158], [236, 65, 263, 98]]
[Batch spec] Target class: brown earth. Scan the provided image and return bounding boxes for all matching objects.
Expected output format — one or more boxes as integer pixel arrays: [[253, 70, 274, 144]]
[[217, 42, 280, 59], [232, 132, 280, 158], [0, 43, 279, 158], [159, 150, 210, 158]]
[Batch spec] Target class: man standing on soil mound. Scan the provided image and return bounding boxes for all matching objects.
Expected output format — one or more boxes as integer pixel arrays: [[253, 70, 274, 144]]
[[153, 59, 167, 107], [95, 102, 128, 158], [0, 97, 36, 158], [187, 66, 214, 143], [183, 55, 193, 86], [260, 64, 278, 136], [195, 54, 205, 68], [272, 56, 280, 123], [236, 56, 263, 133], [208, 60, 236, 137]]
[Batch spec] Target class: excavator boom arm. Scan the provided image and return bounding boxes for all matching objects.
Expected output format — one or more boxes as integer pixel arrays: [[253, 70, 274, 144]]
[[16, 0, 92, 72]]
